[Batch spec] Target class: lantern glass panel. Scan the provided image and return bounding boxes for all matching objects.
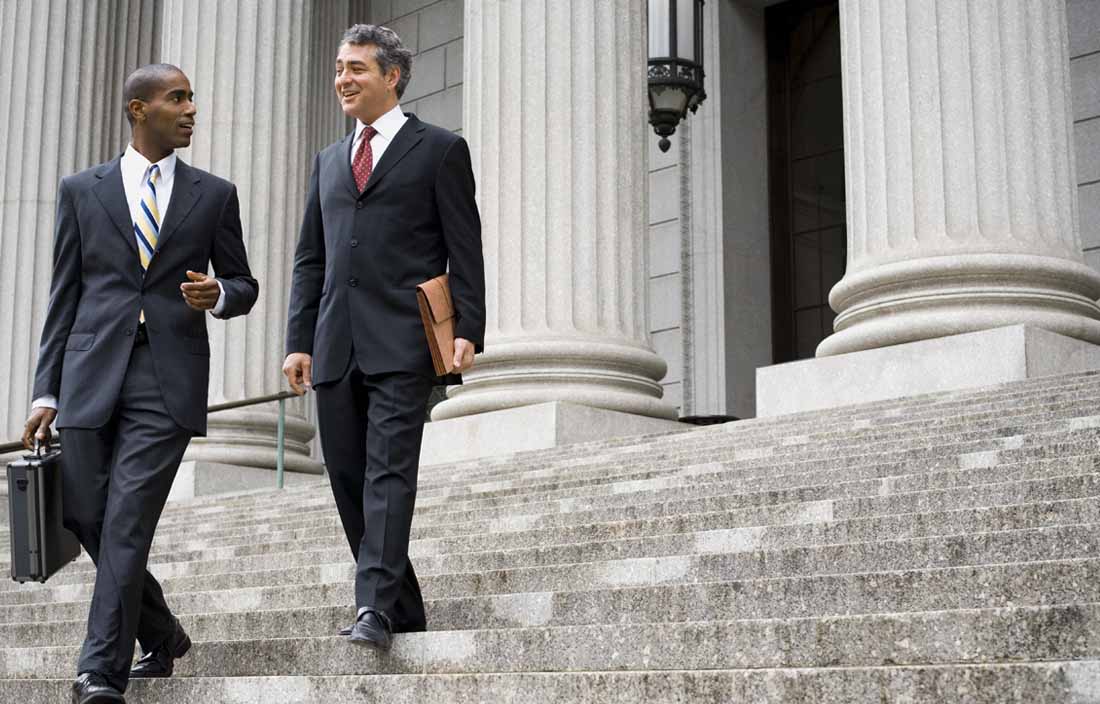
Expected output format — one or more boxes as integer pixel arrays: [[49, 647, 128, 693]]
[[650, 84, 691, 114], [676, 0, 695, 60], [649, 0, 670, 56]]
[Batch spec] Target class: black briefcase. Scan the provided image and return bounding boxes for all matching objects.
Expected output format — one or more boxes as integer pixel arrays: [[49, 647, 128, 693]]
[[7, 446, 80, 583]]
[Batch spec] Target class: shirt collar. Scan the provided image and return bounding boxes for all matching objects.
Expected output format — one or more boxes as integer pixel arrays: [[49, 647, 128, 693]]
[[355, 103, 405, 143], [123, 143, 177, 183]]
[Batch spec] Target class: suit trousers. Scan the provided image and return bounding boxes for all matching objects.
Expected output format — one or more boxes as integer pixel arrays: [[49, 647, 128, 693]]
[[59, 341, 192, 691], [315, 362, 434, 629]]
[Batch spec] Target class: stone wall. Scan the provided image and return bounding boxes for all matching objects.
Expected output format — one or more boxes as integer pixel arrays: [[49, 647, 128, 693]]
[[1069, 0, 1100, 269], [369, 0, 464, 133]]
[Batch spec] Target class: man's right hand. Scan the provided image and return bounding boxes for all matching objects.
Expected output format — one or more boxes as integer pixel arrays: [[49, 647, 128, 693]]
[[23, 407, 57, 450], [282, 353, 313, 395]]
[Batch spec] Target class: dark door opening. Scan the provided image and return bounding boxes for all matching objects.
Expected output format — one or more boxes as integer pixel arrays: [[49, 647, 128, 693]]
[[766, 0, 846, 363]]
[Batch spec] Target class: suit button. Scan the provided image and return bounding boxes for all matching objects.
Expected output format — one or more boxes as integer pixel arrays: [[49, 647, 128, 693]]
[[355, 200, 365, 210], [350, 239, 359, 248], [125, 327, 134, 336], [348, 278, 358, 287]]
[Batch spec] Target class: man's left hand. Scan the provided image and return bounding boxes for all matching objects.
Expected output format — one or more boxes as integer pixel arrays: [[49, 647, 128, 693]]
[[453, 338, 475, 372], [181, 270, 220, 310]]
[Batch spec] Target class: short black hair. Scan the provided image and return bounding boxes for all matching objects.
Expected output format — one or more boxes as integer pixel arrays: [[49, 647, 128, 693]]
[[123, 63, 185, 125]]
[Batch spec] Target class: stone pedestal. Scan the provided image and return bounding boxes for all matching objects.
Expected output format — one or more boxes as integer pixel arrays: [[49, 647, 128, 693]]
[[758, 325, 1100, 417], [432, 0, 676, 429], [819, 0, 1100, 357], [420, 402, 684, 467]]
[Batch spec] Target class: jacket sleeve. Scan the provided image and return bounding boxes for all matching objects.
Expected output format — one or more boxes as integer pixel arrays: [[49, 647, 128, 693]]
[[210, 184, 259, 319], [285, 153, 326, 356], [32, 178, 83, 401], [434, 137, 486, 351]]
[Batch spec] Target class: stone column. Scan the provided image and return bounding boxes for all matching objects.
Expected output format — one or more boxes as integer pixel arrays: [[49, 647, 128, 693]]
[[432, 0, 676, 422], [819, 0, 1100, 357], [0, 0, 156, 450], [159, 0, 331, 473]]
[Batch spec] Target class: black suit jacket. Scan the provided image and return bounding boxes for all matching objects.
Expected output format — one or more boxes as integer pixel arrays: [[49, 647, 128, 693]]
[[285, 113, 486, 385], [32, 157, 259, 435]]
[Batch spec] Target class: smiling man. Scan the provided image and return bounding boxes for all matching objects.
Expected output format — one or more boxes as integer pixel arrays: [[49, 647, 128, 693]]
[[284, 25, 485, 650], [24, 63, 258, 704]]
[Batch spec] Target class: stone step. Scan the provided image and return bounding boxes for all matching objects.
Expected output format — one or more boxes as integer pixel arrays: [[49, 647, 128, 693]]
[[28, 489, 1100, 588], [3, 521, 1095, 609], [5, 660, 1099, 704], [164, 395, 1100, 516], [2, 555, 1093, 632], [126, 448, 1093, 562], [87, 468, 1100, 563], [140, 432, 1100, 543], [142, 372, 1100, 516], [141, 418, 1100, 535], [4, 604, 1099, 680]]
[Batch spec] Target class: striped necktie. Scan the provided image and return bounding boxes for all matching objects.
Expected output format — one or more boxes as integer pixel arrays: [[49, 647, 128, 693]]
[[134, 164, 161, 269], [133, 164, 161, 322]]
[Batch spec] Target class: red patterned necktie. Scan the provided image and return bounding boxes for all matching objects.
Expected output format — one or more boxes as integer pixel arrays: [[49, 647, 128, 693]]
[[353, 125, 377, 192]]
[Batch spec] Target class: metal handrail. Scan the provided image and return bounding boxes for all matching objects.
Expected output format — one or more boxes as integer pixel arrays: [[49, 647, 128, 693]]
[[2, 389, 302, 489]]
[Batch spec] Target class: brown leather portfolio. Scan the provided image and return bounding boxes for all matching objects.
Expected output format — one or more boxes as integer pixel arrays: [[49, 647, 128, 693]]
[[416, 274, 456, 376]]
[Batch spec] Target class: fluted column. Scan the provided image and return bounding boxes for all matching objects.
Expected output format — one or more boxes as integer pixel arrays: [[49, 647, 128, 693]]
[[820, 0, 1100, 357], [159, 0, 328, 472], [0, 0, 157, 450], [433, 0, 675, 421]]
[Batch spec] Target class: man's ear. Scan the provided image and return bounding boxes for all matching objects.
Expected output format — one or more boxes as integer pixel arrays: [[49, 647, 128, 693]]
[[387, 67, 401, 92], [128, 98, 146, 123]]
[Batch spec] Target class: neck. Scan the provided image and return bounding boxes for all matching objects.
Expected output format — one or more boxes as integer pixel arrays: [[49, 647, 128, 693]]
[[131, 133, 172, 163], [357, 99, 398, 127]]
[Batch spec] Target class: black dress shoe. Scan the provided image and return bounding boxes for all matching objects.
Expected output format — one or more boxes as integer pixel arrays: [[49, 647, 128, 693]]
[[348, 608, 393, 650], [130, 621, 192, 678], [340, 619, 424, 636], [71, 672, 125, 704]]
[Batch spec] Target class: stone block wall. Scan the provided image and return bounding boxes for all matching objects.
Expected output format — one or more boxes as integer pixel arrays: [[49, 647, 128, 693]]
[[369, 0, 464, 133], [1069, 0, 1100, 269]]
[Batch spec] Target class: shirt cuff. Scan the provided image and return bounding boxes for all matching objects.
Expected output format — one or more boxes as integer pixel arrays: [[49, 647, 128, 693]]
[[210, 280, 227, 317], [32, 395, 57, 410]]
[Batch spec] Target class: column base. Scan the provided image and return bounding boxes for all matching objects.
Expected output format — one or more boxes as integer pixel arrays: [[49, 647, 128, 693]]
[[183, 407, 321, 475], [420, 401, 686, 467], [167, 461, 325, 502], [757, 324, 1100, 417]]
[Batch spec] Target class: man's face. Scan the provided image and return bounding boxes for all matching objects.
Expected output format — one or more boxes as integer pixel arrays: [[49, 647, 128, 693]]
[[134, 72, 196, 150], [335, 43, 398, 122]]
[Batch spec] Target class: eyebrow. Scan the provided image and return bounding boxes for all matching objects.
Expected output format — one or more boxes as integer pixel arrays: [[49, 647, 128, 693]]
[[336, 59, 369, 69]]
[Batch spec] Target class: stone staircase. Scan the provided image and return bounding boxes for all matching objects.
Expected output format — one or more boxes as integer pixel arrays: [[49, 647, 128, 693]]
[[2, 371, 1100, 702]]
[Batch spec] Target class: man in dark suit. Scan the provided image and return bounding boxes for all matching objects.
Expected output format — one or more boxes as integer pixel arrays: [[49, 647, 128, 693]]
[[23, 63, 258, 704], [284, 24, 485, 651]]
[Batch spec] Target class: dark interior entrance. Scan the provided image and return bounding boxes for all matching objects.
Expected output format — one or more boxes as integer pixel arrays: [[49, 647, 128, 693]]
[[766, 0, 846, 363]]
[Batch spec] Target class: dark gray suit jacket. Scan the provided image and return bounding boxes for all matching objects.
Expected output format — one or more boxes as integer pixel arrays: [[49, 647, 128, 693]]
[[285, 113, 485, 385], [32, 157, 258, 435]]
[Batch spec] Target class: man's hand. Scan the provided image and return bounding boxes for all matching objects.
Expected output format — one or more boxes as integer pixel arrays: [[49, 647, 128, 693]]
[[22, 407, 57, 450], [453, 338, 476, 372], [283, 353, 313, 395], [181, 270, 221, 310]]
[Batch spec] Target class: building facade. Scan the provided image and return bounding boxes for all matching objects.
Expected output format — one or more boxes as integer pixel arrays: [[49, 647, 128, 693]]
[[1, 0, 1098, 473]]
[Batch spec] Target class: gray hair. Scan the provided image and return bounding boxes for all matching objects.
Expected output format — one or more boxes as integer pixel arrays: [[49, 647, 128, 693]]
[[340, 24, 413, 99], [123, 63, 185, 125]]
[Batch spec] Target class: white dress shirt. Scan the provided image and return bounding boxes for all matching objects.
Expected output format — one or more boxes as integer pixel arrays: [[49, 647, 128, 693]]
[[350, 103, 409, 171], [32, 145, 226, 411]]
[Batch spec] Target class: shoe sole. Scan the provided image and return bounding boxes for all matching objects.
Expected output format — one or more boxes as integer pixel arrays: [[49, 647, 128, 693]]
[[348, 628, 392, 651], [129, 633, 193, 679]]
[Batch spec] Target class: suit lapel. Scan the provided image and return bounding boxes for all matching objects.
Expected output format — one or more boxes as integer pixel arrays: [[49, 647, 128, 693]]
[[91, 158, 140, 259], [358, 115, 426, 198], [155, 160, 202, 256], [342, 131, 360, 198]]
